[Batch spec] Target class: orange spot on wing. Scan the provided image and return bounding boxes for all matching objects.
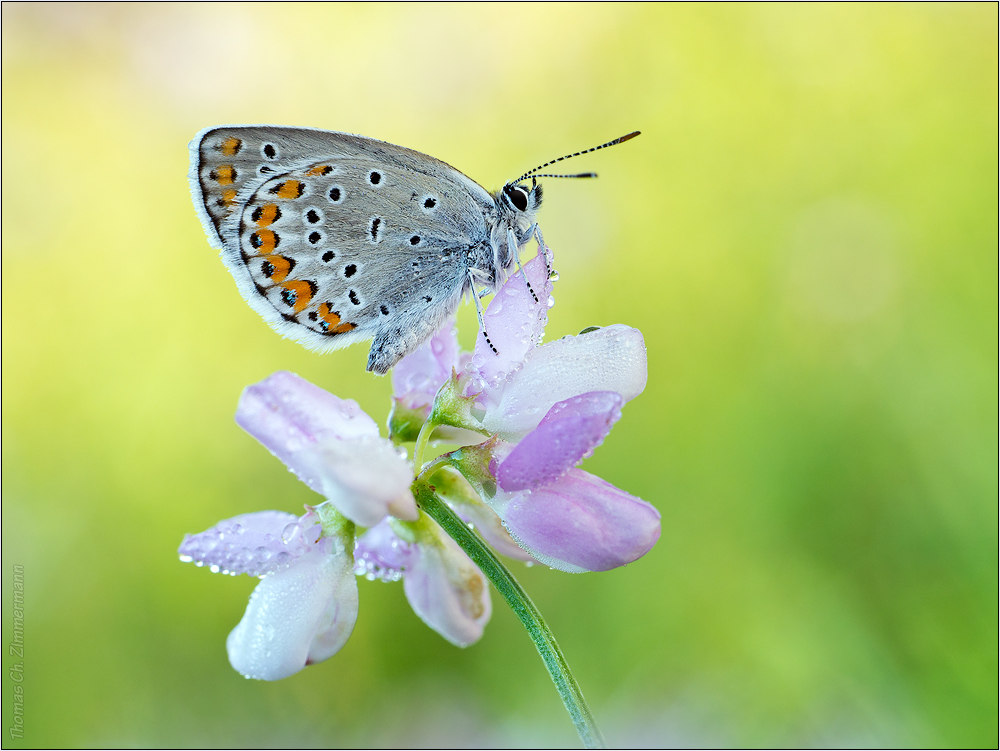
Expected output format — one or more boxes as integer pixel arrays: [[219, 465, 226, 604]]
[[253, 204, 280, 226], [279, 280, 315, 313], [306, 164, 333, 176], [271, 180, 304, 199], [261, 256, 292, 283], [314, 303, 356, 335], [220, 189, 237, 207], [317, 303, 342, 329], [250, 229, 278, 253], [211, 165, 236, 185], [220, 137, 242, 156]]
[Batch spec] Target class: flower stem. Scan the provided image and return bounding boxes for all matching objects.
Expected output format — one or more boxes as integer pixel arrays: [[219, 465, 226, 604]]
[[412, 418, 436, 471], [415, 484, 607, 749]]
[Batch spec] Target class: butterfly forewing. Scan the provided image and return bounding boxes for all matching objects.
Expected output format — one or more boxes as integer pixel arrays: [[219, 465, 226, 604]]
[[189, 126, 498, 370]]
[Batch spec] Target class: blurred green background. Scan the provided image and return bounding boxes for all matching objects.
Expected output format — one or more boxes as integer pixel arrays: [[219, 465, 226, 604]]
[[2, 3, 996, 748]]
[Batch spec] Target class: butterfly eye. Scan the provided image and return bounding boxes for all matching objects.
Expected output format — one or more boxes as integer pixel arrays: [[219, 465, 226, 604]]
[[504, 184, 529, 212]]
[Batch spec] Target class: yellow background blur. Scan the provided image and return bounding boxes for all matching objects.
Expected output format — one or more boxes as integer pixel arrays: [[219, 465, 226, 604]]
[[2, 3, 996, 747]]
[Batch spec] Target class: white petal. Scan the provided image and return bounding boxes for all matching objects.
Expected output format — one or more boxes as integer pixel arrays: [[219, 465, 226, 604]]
[[296, 435, 418, 527], [226, 546, 358, 681], [482, 325, 647, 441]]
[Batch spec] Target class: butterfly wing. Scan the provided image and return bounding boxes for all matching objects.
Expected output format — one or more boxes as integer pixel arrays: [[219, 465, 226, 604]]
[[189, 125, 498, 373]]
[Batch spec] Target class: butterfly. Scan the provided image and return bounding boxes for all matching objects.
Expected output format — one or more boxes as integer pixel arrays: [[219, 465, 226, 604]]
[[189, 126, 639, 374]]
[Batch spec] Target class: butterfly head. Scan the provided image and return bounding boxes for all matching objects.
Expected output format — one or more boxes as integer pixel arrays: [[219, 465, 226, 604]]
[[501, 181, 543, 215]]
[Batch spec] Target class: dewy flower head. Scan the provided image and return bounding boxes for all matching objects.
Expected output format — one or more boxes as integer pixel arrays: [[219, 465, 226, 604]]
[[390, 245, 660, 573], [179, 371, 496, 680]]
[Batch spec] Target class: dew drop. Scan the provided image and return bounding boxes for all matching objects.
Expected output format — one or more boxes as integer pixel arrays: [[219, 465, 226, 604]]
[[178, 554, 193, 563], [281, 522, 301, 544]]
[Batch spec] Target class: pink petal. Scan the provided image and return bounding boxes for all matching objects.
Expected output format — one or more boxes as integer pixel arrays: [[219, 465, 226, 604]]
[[178, 510, 319, 577], [496, 391, 623, 492], [470, 249, 554, 394], [235, 371, 416, 526], [353, 519, 417, 581], [403, 530, 492, 647], [495, 468, 661, 573], [236, 371, 378, 459]]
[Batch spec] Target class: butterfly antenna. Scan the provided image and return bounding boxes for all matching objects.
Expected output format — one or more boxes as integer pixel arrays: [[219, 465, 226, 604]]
[[511, 131, 640, 185]]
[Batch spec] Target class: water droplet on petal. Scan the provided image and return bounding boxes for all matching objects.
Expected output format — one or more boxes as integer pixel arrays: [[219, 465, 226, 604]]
[[282, 522, 301, 545]]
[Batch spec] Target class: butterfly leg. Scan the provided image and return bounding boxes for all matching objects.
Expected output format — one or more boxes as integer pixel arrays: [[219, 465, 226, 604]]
[[468, 270, 498, 355], [528, 223, 554, 277], [530, 222, 546, 250], [507, 228, 539, 304]]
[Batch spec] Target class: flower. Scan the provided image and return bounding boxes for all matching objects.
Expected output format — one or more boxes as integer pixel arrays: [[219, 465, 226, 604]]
[[235, 370, 492, 642], [390, 246, 660, 572], [180, 371, 496, 680], [178, 508, 358, 680], [354, 517, 491, 647], [180, 243, 660, 682]]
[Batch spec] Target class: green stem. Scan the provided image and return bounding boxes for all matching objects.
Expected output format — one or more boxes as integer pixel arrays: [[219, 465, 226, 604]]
[[412, 418, 436, 471], [415, 484, 607, 749]]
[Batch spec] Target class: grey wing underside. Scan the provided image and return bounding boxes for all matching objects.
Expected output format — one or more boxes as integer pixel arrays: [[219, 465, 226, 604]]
[[188, 125, 496, 373]]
